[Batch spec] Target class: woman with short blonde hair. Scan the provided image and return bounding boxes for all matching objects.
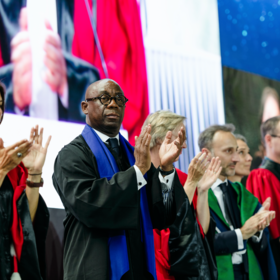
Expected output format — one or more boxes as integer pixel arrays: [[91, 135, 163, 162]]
[[145, 110, 220, 280]]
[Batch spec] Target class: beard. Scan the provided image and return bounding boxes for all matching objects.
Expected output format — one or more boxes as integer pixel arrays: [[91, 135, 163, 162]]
[[220, 164, 236, 177]]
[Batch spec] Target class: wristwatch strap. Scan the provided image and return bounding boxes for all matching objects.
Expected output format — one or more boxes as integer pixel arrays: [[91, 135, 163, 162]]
[[26, 178, 44, 188]]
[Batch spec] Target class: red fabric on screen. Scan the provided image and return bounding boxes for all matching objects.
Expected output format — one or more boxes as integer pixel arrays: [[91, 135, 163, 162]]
[[247, 168, 280, 239], [72, 0, 149, 145], [153, 168, 205, 280], [8, 162, 28, 260]]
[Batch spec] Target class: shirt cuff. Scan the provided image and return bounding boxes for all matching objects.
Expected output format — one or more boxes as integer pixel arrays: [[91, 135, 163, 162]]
[[158, 170, 175, 191], [133, 165, 147, 190], [235, 229, 244, 250], [251, 230, 264, 243]]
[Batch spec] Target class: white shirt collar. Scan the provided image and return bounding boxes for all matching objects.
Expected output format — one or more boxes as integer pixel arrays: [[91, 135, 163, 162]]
[[92, 128, 120, 144], [211, 178, 228, 192]]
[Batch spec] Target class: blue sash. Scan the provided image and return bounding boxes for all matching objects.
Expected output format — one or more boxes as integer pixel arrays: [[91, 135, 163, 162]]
[[81, 124, 157, 280]]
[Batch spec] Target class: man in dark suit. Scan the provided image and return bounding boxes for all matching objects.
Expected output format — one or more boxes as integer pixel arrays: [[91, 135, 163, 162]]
[[198, 124, 277, 280], [0, 1, 99, 122], [52, 79, 193, 280]]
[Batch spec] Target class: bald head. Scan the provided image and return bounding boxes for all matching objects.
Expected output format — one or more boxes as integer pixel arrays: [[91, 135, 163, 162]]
[[81, 79, 126, 137], [85, 79, 123, 100]]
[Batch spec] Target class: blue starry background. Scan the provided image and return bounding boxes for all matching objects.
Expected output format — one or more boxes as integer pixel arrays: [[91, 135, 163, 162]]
[[218, 0, 280, 81]]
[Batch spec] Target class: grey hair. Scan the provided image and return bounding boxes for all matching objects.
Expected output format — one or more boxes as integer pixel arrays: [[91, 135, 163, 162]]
[[198, 124, 236, 150], [234, 134, 247, 144], [261, 115, 280, 146], [142, 110, 186, 149]]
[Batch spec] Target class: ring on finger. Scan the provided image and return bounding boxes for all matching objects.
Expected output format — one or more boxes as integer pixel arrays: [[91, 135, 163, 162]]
[[17, 152, 22, 158]]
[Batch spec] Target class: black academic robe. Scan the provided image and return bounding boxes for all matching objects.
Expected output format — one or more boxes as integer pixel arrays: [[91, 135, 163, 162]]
[[0, 176, 49, 280], [52, 135, 188, 280], [0, 0, 99, 122], [168, 215, 217, 280]]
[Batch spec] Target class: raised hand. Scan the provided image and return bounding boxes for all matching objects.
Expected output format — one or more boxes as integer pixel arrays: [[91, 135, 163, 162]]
[[197, 157, 222, 193], [241, 210, 275, 240], [134, 125, 152, 175], [0, 138, 32, 176], [22, 125, 51, 173], [159, 126, 185, 171], [262, 197, 271, 211], [187, 152, 211, 184]]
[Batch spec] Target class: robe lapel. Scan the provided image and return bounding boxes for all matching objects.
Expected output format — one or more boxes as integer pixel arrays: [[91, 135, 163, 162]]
[[208, 189, 230, 229]]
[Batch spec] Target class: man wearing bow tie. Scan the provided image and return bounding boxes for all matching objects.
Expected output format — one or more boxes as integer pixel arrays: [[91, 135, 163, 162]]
[[198, 124, 277, 280]]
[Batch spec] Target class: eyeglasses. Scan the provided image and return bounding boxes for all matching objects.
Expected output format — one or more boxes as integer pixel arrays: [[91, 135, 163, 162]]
[[86, 94, 128, 107], [270, 134, 280, 139]]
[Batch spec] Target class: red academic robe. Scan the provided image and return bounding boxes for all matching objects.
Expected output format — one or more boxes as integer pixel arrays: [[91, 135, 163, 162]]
[[72, 0, 149, 145], [247, 168, 280, 239], [153, 168, 204, 280]]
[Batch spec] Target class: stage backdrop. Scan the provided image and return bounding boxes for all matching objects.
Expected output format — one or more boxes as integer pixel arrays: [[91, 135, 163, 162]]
[[218, 0, 280, 175], [141, 0, 225, 173]]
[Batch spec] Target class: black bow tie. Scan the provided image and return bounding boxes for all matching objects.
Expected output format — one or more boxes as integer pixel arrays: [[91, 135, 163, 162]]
[[106, 138, 120, 156]]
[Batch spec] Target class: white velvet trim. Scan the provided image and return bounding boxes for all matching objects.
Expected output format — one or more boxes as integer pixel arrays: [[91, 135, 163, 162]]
[[10, 244, 16, 257], [11, 272, 21, 280]]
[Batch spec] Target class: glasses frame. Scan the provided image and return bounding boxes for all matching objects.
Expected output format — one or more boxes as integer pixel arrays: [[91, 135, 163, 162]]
[[86, 94, 128, 107]]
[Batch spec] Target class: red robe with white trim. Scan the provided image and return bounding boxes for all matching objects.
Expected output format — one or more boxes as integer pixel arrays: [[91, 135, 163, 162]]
[[153, 168, 204, 280]]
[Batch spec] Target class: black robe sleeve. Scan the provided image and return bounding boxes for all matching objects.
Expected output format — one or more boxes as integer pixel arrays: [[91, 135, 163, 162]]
[[53, 142, 140, 230], [53, 136, 186, 231], [213, 230, 239, 255], [17, 193, 49, 280]]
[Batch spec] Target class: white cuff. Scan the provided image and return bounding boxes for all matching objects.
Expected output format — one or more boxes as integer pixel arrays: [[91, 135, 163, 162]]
[[59, 83, 69, 108], [235, 229, 244, 250], [133, 165, 147, 190], [251, 230, 264, 243], [158, 170, 175, 191]]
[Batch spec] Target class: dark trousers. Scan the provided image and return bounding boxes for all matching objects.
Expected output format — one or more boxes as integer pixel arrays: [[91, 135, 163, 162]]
[[233, 264, 248, 280]]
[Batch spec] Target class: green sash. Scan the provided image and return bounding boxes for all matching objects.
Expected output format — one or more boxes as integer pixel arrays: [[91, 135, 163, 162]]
[[208, 182, 263, 280]]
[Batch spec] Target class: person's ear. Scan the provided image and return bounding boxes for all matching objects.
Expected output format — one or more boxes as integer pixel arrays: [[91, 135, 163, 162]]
[[81, 101, 88, 115], [264, 134, 272, 148], [201, 147, 211, 156], [155, 138, 163, 146]]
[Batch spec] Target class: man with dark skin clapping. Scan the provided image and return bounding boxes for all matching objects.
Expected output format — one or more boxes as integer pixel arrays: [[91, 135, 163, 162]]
[[53, 79, 190, 280]]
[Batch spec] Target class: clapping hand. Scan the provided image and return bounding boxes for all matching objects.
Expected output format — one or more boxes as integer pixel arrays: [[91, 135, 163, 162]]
[[159, 126, 186, 171], [134, 125, 152, 175], [241, 209, 275, 240], [0, 138, 32, 176], [23, 125, 51, 174], [197, 157, 222, 193], [187, 152, 211, 184]]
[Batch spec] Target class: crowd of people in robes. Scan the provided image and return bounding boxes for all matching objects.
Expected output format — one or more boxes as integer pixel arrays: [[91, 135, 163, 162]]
[[1, 76, 280, 280], [1, 3, 280, 280]]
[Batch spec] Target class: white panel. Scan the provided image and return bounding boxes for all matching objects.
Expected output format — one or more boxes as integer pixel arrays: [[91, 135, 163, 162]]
[[0, 114, 128, 209]]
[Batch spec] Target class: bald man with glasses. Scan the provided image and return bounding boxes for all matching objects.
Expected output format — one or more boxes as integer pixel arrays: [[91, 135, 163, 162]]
[[52, 79, 193, 280]]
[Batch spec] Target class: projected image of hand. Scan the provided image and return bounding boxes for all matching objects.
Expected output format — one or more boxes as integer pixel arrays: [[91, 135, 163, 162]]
[[11, 8, 67, 111]]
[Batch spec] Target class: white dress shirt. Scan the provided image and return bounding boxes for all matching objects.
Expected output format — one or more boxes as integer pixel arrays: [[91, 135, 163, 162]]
[[211, 179, 263, 264], [93, 129, 175, 191]]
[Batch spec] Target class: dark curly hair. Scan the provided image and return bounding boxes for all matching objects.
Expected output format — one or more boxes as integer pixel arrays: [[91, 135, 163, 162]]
[[0, 82, 5, 124]]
